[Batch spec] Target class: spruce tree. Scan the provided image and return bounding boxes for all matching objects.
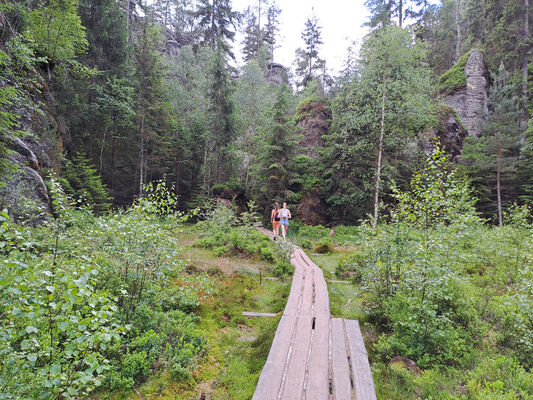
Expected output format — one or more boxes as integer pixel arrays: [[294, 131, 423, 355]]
[[241, 7, 260, 62], [294, 15, 324, 89], [259, 84, 296, 203], [263, 2, 281, 65], [194, 0, 238, 59]]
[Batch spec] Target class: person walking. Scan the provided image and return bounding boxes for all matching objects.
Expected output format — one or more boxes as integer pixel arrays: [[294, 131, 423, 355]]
[[279, 202, 291, 240], [271, 202, 281, 240]]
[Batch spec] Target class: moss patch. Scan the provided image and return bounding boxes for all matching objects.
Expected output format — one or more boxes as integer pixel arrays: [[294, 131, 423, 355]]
[[438, 51, 472, 95]]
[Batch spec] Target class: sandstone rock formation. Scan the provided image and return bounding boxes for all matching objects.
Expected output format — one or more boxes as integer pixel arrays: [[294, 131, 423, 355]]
[[295, 101, 330, 158], [294, 101, 331, 225], [265, 63, 289, 86], [443, 49, 489, 138], [422, 105, 468, 162], [163, 29, 194, 56]]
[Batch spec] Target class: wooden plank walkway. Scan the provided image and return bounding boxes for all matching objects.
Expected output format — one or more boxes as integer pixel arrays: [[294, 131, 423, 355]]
[[253, 228, 376, 400]]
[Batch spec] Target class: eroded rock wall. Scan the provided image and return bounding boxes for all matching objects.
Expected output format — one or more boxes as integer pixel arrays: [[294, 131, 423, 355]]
[[443, 49, 489, 138]]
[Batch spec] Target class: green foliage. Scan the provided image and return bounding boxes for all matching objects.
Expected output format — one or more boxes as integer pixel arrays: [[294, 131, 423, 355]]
[[26, 0, 88, 65], [313, 236, 332, 254], [393, 143, 479, 228], [324, 25, 435, 223], [437, 51, 471, 95], [61, 153, 112, 214], [0, 179, 208, 397], [195, 203, 276, 262]]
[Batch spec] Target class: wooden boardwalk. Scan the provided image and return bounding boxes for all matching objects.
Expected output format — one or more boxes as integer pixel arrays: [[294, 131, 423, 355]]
[[253, 228, 377, 400]]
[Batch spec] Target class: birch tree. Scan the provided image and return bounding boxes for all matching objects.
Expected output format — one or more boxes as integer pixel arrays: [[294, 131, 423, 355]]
[[324, 25, 433, 225]]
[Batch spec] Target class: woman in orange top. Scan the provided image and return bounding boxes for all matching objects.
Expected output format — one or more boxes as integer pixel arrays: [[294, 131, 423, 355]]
[[271, 202, 281, 240]]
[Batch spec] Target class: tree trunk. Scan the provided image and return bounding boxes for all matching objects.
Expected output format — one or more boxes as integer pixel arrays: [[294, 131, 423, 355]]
[[139, 112, 145, 196], [373, 81, 387, 229], [522, 0, 529, 130], [257, 0, 262, 53], [203, 144, 208, 194], [455, 0, 462, 61], [399, 0, 403, 27], [211, 0, 216, 47], [496, 134, 503, 226], [99, 123, 108, 172]]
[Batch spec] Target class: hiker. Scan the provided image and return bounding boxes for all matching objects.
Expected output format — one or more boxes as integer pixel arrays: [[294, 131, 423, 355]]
[[271, 202, 281, 240], [279, 202, 291, 240]]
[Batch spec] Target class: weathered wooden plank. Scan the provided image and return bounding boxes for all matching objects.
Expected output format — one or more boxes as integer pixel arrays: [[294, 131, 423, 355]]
[[283, 264, 305, 317], [242, 312, 278, 317], [344, 319, 377, 400], [280, 313, 313, 398], [304, 312, 330, 400], [331, 318, 353, 400], [252, 314, 296, 400], [279, 264, 315, 399], [313, 269, 330, 314]]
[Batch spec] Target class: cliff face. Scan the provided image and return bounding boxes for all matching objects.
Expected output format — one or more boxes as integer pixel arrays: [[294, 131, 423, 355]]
[[295, 101, 330, 158], [443, 49, 489, 138], [0, 79, 63, 223], [294, 101, 330, 225]]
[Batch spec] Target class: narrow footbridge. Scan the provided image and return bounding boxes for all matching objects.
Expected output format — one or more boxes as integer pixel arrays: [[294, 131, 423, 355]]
[[253, 228, 377, 400]]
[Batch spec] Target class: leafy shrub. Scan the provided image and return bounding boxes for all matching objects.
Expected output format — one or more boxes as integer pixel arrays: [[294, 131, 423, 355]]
[[1, 179, 207, 396], [195, 204, 277, 262], [298, 237, 313, 250], [314, 236, 333, 253], [273, 260, 294, 279]]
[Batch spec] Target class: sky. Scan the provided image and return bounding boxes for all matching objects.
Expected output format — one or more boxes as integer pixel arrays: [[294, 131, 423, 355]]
[[231, 0, 370, 75]]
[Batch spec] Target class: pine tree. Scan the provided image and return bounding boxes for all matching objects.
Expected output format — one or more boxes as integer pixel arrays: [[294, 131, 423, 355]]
[[294, 15, 324, 89], [133, 20, 173, 197], [520, 117, 533, 205]]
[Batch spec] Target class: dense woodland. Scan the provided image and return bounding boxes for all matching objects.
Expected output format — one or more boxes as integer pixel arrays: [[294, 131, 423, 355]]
[[0, 0, 532, 399], [0, 0, 530, 223]]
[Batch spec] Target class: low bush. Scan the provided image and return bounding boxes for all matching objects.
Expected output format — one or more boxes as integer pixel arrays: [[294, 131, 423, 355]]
[[314, 236, 333, 254], [0, 179, 207, 398]]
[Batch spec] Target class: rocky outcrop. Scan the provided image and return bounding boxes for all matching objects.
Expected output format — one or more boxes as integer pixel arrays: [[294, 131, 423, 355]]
[[295, 195, 327, 226], [266, 63, 289, 86], [295, 101, 330, 158], [422, 105, 468, 162], [443, 49, 489, 138], [1, 138, 50, 224], [294, 101, 330, 225], [163, 29, 194, 56]]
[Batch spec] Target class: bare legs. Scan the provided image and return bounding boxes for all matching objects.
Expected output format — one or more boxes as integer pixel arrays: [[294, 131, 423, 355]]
[[272, 225, 280, 239], [281, 224, 287, 240]]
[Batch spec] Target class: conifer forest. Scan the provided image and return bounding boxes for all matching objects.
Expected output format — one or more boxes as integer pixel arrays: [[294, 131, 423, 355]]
[[0, 0, 532, 398]]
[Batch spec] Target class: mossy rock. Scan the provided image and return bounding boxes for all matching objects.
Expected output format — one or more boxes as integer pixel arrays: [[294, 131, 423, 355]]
[[438, 51, 473, 95]]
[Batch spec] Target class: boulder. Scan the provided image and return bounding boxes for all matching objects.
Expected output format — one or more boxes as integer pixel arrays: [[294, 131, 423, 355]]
[[443, 49, 489, 138], [8, 138, 39, 169]]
